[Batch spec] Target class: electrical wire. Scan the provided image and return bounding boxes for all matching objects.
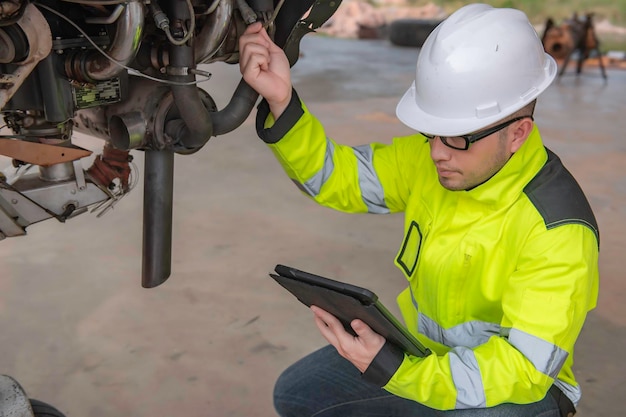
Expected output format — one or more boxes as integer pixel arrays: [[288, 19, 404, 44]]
[[33, 2, 210, 86], [128, 157, 139, 191], [199, 0, 220, 16], [264, 0, 285, 29]]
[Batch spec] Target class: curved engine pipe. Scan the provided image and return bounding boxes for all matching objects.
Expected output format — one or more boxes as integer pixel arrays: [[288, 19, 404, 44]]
[[211, 78, 259, 136], [167, 81, 213, 149], [166, 76, 259, 141], [0, 4, 52, 109], [139, 0, 319, 143], [88, 0, 144, 80], [165, 0, 213, 150], [205, 0, 318, 136], [66, 0, 144, 81], [194, 0, 234, 64]]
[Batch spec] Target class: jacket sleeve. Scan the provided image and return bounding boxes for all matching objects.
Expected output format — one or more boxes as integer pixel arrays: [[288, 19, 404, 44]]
[[368, 224, 599, 410], [256, 90, 411, 214]]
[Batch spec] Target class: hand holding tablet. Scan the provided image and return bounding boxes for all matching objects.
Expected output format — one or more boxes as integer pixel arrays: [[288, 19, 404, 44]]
[[270, 264, 431, 358]]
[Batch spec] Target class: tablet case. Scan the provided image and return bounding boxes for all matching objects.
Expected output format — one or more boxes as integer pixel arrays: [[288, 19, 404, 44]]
[[270, 264, 431, 357]]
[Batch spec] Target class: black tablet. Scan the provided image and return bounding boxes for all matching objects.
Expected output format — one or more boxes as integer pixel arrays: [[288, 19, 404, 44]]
[[270, 264, 431, 357]]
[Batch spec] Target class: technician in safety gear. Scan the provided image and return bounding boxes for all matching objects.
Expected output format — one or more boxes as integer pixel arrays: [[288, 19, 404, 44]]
[[239, 3, 599, 417]]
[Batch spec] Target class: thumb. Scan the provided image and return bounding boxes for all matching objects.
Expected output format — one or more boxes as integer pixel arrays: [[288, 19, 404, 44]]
[[351, 319, 373, 337], [245, 21, 264, 35]]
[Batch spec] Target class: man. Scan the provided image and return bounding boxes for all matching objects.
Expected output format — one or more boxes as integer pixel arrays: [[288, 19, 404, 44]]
[[239, 3, 599, 417]]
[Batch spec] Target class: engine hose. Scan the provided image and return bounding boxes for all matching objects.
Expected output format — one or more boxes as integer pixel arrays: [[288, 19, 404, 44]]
[[211, 78, 260, 136], [165, 0, 213, 150]]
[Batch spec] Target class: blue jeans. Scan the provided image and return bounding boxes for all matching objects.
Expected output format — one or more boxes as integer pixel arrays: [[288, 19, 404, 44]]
[[274, 345, 561, 417]]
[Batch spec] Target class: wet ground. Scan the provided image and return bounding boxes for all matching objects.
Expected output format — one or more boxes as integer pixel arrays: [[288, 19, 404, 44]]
[[0, 36, 623, 416]]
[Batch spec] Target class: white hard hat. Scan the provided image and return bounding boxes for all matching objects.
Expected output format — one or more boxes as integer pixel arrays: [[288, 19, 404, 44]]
[[396, 3, 557, 136]]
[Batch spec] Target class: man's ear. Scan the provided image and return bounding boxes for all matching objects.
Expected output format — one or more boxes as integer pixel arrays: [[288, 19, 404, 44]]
[[509, 118, 534, 153]]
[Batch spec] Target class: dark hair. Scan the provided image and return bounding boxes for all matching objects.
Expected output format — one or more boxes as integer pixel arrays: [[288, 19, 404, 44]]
[[510, 99, 537, 119]]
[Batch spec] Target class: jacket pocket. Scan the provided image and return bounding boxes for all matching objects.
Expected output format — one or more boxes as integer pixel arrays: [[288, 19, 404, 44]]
[[396, 220, 422, 278]]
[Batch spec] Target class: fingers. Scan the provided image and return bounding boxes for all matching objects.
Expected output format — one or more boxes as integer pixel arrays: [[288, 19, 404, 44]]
[[238, 21, 291, 114], [310, 306, 365, 351], [312, 306, 343, 343], [311, 307, 386, 373], [239, 27, 269, 61], [313, 312, 340, 347], [350, 319, 372, 338], [240, 42, 270, 72], [350, 319, 385, 352], [239, 23, 268, 64], [240, 22, 272, 51], [311, 305, 336, 324], [246, 22, 278, 47], [242, 21, 265, 37], [239, 24, 279, 78]]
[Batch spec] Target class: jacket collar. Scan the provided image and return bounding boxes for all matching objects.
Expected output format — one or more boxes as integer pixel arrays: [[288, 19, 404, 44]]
[[462, 125, 548, 208]]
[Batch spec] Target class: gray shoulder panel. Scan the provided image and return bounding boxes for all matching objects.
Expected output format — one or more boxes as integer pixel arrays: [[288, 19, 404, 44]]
[[523, 149, 599, 247]]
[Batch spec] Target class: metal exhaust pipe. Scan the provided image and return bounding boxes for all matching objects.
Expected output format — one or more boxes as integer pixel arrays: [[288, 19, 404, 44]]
[[142, 149, 174, 288]]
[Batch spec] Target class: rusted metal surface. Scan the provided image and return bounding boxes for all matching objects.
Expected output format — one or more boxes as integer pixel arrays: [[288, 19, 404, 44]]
[[0, 139, 92, 166]]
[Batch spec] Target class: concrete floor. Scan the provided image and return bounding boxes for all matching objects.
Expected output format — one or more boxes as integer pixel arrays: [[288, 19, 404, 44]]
[[0, 36, 624, 416]]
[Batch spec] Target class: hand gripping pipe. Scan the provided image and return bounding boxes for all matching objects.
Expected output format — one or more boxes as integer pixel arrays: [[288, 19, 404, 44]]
[[143, 0, 322, 287]]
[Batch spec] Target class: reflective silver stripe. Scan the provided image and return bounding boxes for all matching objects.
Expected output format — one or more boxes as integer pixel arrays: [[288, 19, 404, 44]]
[[408, 285, 419, 311], [408, 291, 572, 402], [352, 145, 390, 214], [301, 138, 335, 197], [554, 379, 581, 406], [505, 328, 569, 379], [449, 347, 486, 408], [418, 312, 500, 348]]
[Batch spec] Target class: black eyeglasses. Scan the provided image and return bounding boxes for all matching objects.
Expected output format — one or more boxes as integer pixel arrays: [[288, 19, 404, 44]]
[[420, 116, 533, 151]]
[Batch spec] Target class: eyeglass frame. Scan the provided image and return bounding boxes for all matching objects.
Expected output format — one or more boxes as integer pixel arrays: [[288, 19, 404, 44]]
[[420, 116, 534, 151]]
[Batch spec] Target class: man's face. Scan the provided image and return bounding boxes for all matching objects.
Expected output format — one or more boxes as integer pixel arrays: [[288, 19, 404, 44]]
[[428, 126, 516, 191]]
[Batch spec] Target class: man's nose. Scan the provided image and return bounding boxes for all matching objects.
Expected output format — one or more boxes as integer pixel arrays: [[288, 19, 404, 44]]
[[429, 137, 452, 162]]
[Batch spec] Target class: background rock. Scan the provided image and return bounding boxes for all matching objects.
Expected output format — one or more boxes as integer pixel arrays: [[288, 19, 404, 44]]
[[317, 0, 446, 39]]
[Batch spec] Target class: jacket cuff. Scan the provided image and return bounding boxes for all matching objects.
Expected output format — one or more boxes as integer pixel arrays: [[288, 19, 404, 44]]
[[361, 340, 404, 386], [255, 88, 304, 144]]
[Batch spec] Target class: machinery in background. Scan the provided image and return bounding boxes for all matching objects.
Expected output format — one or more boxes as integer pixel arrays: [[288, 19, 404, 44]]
[[541, 12, 607, 80]]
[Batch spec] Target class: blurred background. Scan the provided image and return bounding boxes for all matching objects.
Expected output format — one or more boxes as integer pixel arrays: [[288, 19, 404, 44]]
[[318, 0, 626, 64]]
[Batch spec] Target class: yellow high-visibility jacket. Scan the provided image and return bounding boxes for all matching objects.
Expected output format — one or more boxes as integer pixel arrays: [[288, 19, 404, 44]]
[[256, 92, 599, 411]]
